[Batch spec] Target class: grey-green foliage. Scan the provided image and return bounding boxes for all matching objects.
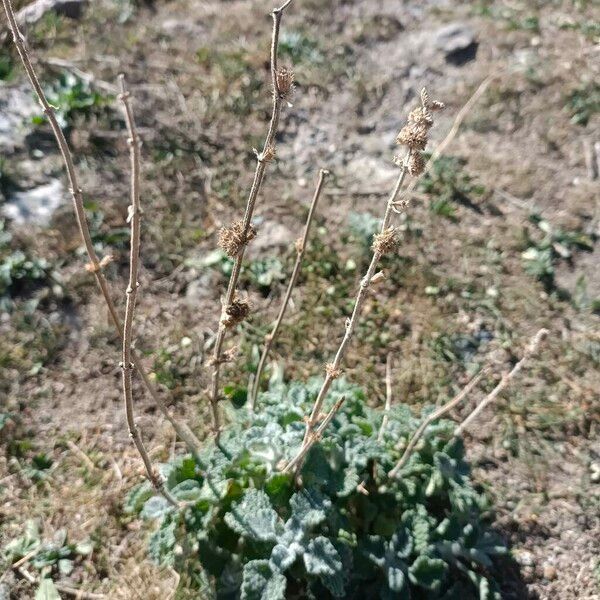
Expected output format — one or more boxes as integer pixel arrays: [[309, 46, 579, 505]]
[[521, 213, 595, 290], [3, 520, 93, 578], [0, 220, 52, 308], [130, 378, 507, 599]]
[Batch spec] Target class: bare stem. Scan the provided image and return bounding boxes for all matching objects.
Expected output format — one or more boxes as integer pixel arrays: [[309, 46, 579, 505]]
[[250, 169, 329, 410], [118, 75, 177, 506], [388, 368, 488, 479], [378, 353, 394, 442], [0, 0, 202, 458], [453, 329, 549, 437], [208, 3, 294, 435], [282, 396, 345, 474]]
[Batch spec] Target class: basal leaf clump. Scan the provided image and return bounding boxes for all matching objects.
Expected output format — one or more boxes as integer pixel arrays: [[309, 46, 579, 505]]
[[130, 378, 507, 599]]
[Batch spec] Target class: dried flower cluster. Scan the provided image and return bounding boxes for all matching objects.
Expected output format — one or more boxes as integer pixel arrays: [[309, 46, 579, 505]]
[[372, 226, 399, 255], [218, 221, 257, 258], [395, 87, 445, 176], [275, 66, 295, 99], [221, 293, 251, 329]]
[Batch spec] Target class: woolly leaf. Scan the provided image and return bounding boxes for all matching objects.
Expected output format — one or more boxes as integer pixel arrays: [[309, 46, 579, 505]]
[[225, 489, 281, 542], [304, 536, 342, 576], [386, 564, 407, 593], [124, 481, 153, 514], [290, 488, 331, 528], [409, 555, 448, 591], [141, 496, 172, 520], [170, 480, 202, 502], [241, 560, 286, 600], [148, 517, 177, 565]]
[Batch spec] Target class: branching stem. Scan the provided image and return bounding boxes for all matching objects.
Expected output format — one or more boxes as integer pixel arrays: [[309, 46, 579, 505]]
[[454, 329, 548, 437], [250, 169, 329, 410], [282, 396, 345, 474], [208, 2, 294, 434], [118, 75, 177, 506], [388, 367, 488, 479]]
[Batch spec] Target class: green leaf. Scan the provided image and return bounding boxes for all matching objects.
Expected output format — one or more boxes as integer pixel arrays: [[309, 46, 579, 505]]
[[304, 537, 342, 576], [241, 560, 286, 600], [35, 579, 61, 600], [148, 518, 177, 566], [290, 488, 331, 528], [409, 555, 448, 591], [386, 565, 407, 593], [170, 480, 202, 502], [141, 496, 172, 520], [58, 558, 74, 575], [225, 489, 281, 542]]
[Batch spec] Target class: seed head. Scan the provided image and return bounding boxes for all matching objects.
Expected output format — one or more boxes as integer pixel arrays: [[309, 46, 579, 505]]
[[408, 151, 426, 176], [218, 221, 257, 258], [275, 67, 295, 99], [221, 293, 251, 329], [372, 227, 399, 255]]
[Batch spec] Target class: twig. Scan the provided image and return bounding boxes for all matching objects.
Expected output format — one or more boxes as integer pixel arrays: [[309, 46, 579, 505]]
[[286, 89, 445, 471], [454, 328, 549, 437], [282, 396, 345, 474], [249, 169, 329, 410], [388, 367, 488, 478], [208, 1, 295, 435], [118, 75, 177, 507], [0, 0, 202, 458], [378, 353, 394, 441], [66, 440, 96, 471]]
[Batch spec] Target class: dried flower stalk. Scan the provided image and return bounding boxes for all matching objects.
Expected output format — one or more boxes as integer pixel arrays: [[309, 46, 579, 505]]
[[454, 328, 549, 437], [208, 1, 295, 435], [378, 353, 394, 442], [388, 367, 488, 479], [0, 0, 202, 458], [118, 75, 177, 505], [283, 90, 443, 471], [249, 169, 329, 410]]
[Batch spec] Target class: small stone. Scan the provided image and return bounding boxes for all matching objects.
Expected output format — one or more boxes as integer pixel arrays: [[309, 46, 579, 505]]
[[515, 550, 535, 567], [543, 564, 557, 581], [3, 179, 66, 226], [434, 23, 478, 66]]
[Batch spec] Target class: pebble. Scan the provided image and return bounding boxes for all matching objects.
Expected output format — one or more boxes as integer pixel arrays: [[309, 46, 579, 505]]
[[543, 564, 557, 581]]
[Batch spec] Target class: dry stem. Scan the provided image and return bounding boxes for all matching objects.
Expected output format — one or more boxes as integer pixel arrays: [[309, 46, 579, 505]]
[[454, 328, 549, 437], [0, 0, 202, 458], [296, 150, 412, 453], [388, 367, 488, 479], [282, 396, 345, 474], [249, 169, 329, 410], [208, 1, 294, 434], [118, 75, 177, 505], [378, 353, 394, 442]]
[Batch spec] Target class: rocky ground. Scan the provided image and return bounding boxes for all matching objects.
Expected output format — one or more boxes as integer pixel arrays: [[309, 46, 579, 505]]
[[0, 0, 598, 598]]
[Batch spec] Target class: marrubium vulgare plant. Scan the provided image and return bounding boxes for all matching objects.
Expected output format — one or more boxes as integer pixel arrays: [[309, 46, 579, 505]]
[[2, 0, 548, 597]]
